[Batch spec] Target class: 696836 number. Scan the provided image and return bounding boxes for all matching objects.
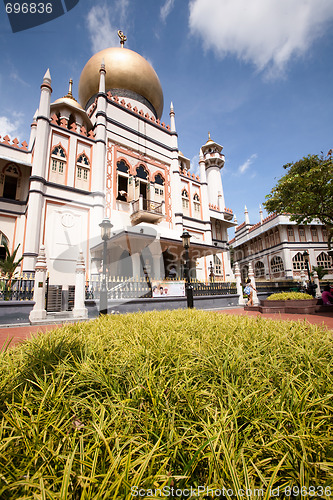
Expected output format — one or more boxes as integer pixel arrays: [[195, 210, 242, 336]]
[[5, 3, 53, 14]]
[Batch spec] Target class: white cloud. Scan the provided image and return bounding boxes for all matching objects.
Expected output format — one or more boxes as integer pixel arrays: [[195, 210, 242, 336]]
[[189, 0, 333, 77], [10, 71, 30, 87], [0, 113, 23, 140], [86, 0, 130, 54], [190, 154, 200, 175], [238, 153, 257, 174], [160, 0, 175, 22]]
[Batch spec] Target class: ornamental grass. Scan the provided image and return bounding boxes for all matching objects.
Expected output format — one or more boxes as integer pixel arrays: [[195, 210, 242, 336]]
[[267, 292, 314, 301], [0, 310, 332, 499]]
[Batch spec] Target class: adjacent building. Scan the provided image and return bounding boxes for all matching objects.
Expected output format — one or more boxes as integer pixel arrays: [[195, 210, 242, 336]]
[[230, 206, 333, 282]]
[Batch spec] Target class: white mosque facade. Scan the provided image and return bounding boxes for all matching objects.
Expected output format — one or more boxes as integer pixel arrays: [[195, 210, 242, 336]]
[[0, 40, 236, 286]]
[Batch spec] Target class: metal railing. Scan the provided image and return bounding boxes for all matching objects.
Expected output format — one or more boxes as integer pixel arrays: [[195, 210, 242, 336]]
[[86, 276, 151, 300], [131, 199, 163, 214], [191, 280, 237, 296], [0, 275, 34, 301]]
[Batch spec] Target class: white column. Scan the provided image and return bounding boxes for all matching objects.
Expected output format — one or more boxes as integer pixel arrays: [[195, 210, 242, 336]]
[[282, 247, 294, 279], [312, 271, 321, 298], [23, 70, 52, 272], [73, 250, 88, 319], [234, 262, 245, 305], [132, 253, 141, 279], [91, 62, 107, 241], [199, 152, 212, 243], [300, 270, 307, 287], [29, 245, 47, 322], [248, 262, 259, 305]]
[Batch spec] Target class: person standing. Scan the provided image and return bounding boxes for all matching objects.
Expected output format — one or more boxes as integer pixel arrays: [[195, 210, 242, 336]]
[[244, 278, 256, 307]]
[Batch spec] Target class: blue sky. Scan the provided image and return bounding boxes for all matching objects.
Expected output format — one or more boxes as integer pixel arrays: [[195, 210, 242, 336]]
[[1, 0, 333, 236]]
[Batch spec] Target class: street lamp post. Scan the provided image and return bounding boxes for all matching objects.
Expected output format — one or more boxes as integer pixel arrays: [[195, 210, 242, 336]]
[[302, 250, 316, 297], [181, 230, 194, 309], [209, 261, 215, 283], [99, 218, 113, 315]]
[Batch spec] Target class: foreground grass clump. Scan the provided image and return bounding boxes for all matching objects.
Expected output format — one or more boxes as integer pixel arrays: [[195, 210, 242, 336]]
[[0, 310, 332, 499], [267, 292, 313, 300]]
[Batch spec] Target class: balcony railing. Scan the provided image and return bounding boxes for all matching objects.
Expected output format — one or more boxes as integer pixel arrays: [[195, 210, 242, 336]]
[[130, 198, 164, 224]]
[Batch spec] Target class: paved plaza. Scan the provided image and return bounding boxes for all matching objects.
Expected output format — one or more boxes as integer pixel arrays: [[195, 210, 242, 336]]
[[0, 308, 332, 351]]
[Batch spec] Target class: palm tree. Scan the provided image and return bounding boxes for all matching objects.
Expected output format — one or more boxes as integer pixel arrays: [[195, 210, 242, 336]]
[[311, 265, 328, 280], [0, 241, 24, 292]]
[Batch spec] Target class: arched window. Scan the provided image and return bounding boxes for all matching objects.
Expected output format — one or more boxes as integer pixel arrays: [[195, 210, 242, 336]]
[[213, 254, 222, 275], [135, 165, 149, 201], [271, 256, 284, 274], [287, 226, 295, 242], [258, 238, 263, 251], [136, 165, 148, 180], [117, 160, 129, 201], [68, 114, 76, 130], [50, 145, 66, 180], [154, 173, 164, 199], [311, 226, 318, 242], [0, 163, 21, 200], [76, 154, 90, 189], [255, 261, 265, 277], [182, 189, 189, 212], [241, 265, 248, 283], [298, 226, 306, 242], [292, 252, 305, 270], [0, 232, 9, 260], [193, 193, 200, 215], [317, 252, 332, 269]]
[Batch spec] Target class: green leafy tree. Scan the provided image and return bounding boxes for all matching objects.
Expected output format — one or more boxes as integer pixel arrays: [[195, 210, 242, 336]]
[[0, 241, 23, 292], [311, 265, 328, 280], [264, 152, 333, 252]]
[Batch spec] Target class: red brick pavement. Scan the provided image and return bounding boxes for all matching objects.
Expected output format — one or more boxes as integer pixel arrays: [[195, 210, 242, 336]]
[[0, 309, 332, 351]]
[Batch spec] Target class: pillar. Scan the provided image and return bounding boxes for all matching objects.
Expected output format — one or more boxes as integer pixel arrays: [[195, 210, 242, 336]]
[[29, 245, 47, 322], [234, 262, 245, 305], [248, 262, 259, 305], [300, 270, 307, 287], [73, 250, 88, 319], [312, 271, 321, 298], [24, 70, 52, 273]]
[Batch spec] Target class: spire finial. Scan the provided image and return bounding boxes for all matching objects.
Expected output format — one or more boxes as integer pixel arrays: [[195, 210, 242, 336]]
[[118, 30, 127, 48], [208, 131, 211, 140], [62, 78, 78, 102], [68, 79, 73, 97]]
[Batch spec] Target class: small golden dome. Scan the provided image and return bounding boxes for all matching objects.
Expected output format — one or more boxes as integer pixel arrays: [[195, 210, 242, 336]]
[[78, 47, 164, 118], [51, 79, 92, 129]]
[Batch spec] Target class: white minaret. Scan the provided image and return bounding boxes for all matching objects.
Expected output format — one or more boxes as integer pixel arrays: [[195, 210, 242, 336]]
[[201, 133, 225, 210], [244, 205, 250, 225], [28, 109, 38, 150], [169, 102, 183, 230], [259, 204, 264, 223], [170, 101, 176, 133], [91, 60, 107, 236], [23, 70, 52, 272]]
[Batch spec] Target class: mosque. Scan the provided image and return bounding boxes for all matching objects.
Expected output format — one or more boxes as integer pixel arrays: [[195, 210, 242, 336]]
[[0, 32, 236, 287]]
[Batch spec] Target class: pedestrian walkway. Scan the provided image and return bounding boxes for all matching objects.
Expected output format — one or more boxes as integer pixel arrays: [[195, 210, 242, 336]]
[[0, 308, 332, 351]]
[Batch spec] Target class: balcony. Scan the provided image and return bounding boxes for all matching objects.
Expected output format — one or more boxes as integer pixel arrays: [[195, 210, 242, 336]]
[[130, 197, 164, 225]]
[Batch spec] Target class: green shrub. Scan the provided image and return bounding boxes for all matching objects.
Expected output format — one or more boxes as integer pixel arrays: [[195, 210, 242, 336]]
[[0, 309, 332, 498], [267, 291, 313, 300]]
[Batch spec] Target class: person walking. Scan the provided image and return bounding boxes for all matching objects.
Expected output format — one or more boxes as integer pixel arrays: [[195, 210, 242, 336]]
[[244, 278, 256, 307]]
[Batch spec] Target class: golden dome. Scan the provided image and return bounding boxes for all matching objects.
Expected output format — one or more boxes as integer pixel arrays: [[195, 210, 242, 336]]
[[78, 47, 164, 118], [52, 96, 83, 110], [51, 80, 92, 129]]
